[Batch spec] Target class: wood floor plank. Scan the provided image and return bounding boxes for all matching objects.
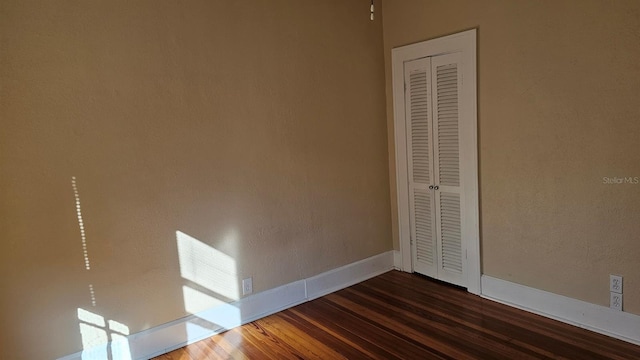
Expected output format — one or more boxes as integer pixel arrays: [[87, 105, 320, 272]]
[[361, 273, 631, 359], [358, 274, 628, 360], [294, 297, 447, 359], [258, 313, 349, 359], [228, 320, 303, 360], [155, 271, 640, 360], [325, 290, 542, 360], [275, 311, 364, 359], [209, 332, 249, 360], [347, 279, 569, 359], [324, 291, 464, 359]]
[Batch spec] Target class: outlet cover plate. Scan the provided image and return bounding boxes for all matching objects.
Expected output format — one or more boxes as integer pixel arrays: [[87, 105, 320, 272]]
[[610, 275, 623, 294], [242, 277, 253, 296], [610, 292, 623, 311]]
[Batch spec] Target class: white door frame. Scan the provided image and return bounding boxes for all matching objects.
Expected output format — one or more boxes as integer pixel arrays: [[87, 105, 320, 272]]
[[392, 29, 481, 294]]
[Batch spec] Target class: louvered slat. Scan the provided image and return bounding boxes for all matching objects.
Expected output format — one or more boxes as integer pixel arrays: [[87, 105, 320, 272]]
[[436, 63, 460, 187], [409, 70, 430, 184], [414, 189, 433, 265], [440, 192, 462, 273]]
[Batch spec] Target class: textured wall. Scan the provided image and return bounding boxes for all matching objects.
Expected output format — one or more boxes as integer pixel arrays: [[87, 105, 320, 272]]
[[383, 0, 640, 315], [0, 1, 391, 358]]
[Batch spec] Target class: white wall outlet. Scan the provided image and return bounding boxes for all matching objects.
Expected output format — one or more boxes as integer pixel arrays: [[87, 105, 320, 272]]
[[610, 274, 623, 294], [610, 292, 623, 311], [242, 277, 253, 296]]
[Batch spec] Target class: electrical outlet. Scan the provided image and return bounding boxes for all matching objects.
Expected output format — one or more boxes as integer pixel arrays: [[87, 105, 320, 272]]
[[610, 292, 623, 311], [610, 275, 623, 294], [242, 277, 253, 296]]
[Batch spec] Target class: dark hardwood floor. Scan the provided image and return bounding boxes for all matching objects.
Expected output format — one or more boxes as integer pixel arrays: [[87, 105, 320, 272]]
[[154, 270, 640, 359]]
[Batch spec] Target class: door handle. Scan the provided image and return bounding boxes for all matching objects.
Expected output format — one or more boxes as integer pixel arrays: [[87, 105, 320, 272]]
[[434, 185, 439, 190], [429, 185, 434, 190]]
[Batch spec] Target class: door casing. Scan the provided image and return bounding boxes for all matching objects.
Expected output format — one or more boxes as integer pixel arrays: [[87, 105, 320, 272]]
[[391, 29, 480, 294]]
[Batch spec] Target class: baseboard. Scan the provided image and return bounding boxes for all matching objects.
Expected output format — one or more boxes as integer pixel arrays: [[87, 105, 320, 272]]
[[481, 275, 640, 346], [306, 251, 394, 300], [59, 251, 394, 360], [392, 250, 402, 270]]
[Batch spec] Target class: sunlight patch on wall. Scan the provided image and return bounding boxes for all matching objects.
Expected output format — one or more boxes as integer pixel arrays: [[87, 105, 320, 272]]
[[78, 308, 106, 328], [182, 285, 241, 329], [182, 285, 226, 314], [199, 301, 242, 330], [108, 320, 129, 336], [176, 231, 240, 301], [77, 308, 131, 360], [109, 334, 130, 360], [78, 323, 108, 360], [71, 177, 91, 270], [177, 230, 243, 339], [89, 284, 97, 307], [71, 178, 132, 359]]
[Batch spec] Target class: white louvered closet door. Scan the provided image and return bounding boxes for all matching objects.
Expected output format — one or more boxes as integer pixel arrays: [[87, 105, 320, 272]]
[[405, 52, 466, 287], [431, 52, 465, 287], [404, 57, 438, 278]]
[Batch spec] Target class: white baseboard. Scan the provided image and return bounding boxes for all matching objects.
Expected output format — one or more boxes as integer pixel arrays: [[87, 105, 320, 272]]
[[392, 250, 402, 270], [59, 251, 394, 360], [481, 275, 640, 346], [306, 251, 394, 300]]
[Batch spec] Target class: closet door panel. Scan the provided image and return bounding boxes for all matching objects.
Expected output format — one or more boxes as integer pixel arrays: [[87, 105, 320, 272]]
[[404, 57, 437, 277], [432, 53, 466, 287]]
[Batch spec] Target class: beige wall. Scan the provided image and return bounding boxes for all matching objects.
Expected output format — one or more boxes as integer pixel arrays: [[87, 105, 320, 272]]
[[383, 0, 640, 315], [0, 1, 391, 358]]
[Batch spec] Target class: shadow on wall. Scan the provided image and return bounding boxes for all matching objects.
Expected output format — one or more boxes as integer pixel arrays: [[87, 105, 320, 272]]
[[70, 177, 243, 359]]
